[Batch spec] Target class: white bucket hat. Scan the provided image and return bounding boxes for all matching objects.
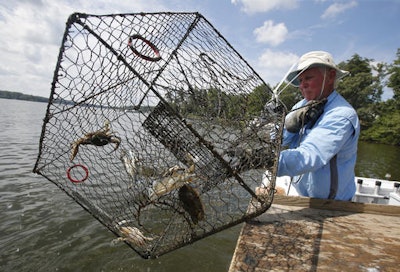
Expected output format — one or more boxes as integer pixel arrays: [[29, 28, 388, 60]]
[[286, 51, 349, 87]]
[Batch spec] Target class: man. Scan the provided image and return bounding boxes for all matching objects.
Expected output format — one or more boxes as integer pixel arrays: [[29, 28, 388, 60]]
[[277, 51, 360, 200]]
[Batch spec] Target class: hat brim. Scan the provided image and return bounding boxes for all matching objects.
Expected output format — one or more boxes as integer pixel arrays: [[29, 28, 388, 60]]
[[286, 64, 349, 87]]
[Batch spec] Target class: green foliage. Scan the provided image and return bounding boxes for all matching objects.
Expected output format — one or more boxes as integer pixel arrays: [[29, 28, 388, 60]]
[[338, 55, 382, 105], [360, 110, 400, 145], [246, 84, 271, 116], [349, 49, 400, 145], [387, 48, 400, 104], [167, 87, 250, 121], [338, 54, 384, 130]]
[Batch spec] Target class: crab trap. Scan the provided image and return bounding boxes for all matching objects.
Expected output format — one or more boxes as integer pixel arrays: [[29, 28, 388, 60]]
[[33, 12, 285, 258]]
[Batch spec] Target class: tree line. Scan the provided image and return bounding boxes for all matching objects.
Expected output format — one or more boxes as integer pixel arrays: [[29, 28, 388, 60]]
[[0, 90, 48, 103]]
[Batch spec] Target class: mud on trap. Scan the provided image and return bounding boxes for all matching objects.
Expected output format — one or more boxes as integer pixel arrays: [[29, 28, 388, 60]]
[[33, 12, 285, 258]]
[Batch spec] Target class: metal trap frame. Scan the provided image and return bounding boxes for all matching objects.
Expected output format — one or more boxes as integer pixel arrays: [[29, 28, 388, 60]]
[[33, 12, 284, 258]]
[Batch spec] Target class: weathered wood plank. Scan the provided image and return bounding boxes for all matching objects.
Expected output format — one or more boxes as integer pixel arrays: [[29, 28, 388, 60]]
[[273, 195, 400, 216], [229, 197, 400, 272]]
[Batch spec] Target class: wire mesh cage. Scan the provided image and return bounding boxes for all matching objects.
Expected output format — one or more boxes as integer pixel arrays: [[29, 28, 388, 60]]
[[33, 12, 285, 258]]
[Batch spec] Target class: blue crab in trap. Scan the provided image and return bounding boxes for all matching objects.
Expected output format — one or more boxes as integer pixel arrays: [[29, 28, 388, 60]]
[[70, 120, 121, 161], [113, 220, 155, 247]]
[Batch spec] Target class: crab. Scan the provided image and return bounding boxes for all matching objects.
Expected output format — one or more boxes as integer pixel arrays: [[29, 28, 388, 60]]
[[178, 184, 205, 225], [148, 153, 197, 201], [70, 120, 121, 161], [116, 226, 154, 246], [112, 220, 154, 247]]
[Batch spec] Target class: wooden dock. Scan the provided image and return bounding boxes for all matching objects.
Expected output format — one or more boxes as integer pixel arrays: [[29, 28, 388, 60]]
[[229, 195, 400, 272]]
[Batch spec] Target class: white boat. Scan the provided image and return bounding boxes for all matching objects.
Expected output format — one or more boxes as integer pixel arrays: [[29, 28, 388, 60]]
[[263, 173, 400, 206]]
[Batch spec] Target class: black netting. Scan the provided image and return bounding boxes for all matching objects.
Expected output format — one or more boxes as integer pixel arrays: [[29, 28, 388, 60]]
[[33, 12, 285, 258]]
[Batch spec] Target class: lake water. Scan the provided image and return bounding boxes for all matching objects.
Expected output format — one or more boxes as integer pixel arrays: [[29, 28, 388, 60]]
[[1, 98, 399, 271]]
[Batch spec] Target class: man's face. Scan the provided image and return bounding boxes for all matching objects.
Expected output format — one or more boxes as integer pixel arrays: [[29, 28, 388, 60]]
[[297, 67, 334, 101]]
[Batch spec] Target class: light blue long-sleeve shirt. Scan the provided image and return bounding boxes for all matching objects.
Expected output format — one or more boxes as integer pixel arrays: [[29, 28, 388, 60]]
[[277, 91, 360, 200]]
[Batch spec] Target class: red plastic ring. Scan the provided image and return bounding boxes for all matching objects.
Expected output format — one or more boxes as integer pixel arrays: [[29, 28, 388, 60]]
[[67, 164, 89, 183], [128, 34, 161, 62]]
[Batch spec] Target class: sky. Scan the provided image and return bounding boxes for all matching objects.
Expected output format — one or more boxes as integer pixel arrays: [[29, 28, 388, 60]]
[[0, 0, 399, 99]]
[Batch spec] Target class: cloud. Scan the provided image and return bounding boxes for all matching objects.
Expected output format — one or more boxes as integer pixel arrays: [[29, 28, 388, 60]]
[[321, 0, 358, 19], [255, 49, 299, 86], [0, 0, 168, 96], [253, 20, 288, 47], [0, 1, 70, 94], [231, 0, 298, 14]]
